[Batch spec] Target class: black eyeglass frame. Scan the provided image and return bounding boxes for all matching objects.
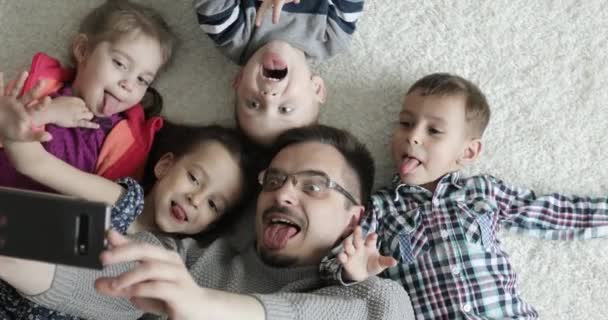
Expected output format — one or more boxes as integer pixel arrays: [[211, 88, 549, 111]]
[[258, 168, 360, 206]]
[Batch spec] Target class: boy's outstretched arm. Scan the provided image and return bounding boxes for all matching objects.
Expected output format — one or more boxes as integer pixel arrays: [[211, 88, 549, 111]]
[[482, 175, 608, 240], [338, 226, 397, 282]]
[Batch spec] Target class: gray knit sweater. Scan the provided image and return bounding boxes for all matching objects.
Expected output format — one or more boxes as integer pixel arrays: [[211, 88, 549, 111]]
[[25, 219, 413, 320]]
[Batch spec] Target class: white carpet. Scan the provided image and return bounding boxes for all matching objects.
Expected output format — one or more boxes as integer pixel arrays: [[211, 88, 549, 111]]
[[1, 1, 607, 319]]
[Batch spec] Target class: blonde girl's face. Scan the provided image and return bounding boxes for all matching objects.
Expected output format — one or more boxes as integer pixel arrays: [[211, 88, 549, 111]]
[[71, 30, 164, 117], [150, 142, 244, 235]]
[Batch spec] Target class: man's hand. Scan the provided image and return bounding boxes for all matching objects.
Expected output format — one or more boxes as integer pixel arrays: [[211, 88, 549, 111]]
[[95, 230, 209, 319], [255, 0, 301, 27], [338, 226, 397, 282], [42, 96, 98, 129], [0, 71, 52, 142]]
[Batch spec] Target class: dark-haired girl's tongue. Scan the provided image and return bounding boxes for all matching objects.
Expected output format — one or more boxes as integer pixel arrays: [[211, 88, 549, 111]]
[[263, 223, 298, 250]]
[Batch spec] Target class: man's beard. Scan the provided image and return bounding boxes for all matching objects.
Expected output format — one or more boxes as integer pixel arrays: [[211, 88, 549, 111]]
[[258, 248, 298, 268]]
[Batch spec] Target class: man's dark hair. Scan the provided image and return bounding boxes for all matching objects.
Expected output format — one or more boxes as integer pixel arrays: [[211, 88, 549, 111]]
[[271, 125, 375, 207]]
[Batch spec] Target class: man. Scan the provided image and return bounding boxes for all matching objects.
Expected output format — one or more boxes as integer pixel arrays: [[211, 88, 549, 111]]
[[0, 125, 413, 320]]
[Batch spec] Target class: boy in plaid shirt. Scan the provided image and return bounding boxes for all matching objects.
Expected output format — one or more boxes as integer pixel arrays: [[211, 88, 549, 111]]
[[320, 73, 608, 319]]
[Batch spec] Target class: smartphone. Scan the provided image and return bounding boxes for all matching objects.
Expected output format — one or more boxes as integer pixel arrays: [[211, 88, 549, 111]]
[[0, 186, 110, 269]]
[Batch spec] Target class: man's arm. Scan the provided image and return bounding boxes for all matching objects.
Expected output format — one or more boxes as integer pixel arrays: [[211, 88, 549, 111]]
[[0, 232, 175, 320]]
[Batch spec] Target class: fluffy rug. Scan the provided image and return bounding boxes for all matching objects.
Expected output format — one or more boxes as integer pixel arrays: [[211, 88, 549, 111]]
[[1, 1, 606, 318]]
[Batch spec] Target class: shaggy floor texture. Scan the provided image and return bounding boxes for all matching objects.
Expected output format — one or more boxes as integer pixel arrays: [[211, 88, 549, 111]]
[[1, 1, 606, 319]]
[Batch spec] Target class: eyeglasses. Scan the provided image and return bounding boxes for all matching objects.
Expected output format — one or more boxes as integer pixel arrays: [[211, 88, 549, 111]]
[[258, 168, 359, 206]]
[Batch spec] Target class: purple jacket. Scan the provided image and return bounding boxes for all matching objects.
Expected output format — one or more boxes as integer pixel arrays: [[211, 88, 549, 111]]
[[0, 87, 123, 192]]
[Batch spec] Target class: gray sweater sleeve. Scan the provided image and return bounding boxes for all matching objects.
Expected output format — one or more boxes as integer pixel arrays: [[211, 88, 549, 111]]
[[252, 277, 413, 320], [25, 232, 179, 320], [194, 0, 365, 64]]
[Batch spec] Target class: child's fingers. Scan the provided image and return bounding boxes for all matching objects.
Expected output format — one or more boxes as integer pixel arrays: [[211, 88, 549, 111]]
[[77, 120, 100, 129], [9, 71, 28, 97], [255, 0, 272, 27], [352, 226, 364, 249], [364, 232, 378, 248], [272, 0, 285, 24], [337, 252, 348, 265], [31, 131, 53, 143], [378, 255, 398, 269], [19, 79, 44, 104], [342, 234, 356, 256]]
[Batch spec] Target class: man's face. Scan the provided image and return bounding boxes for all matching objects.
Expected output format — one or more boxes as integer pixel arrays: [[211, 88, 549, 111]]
[[255, 142, 363, 267], [234, 41, 325, 146]]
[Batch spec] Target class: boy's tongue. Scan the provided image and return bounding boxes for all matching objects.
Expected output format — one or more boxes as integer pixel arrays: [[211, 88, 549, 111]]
[[102, 92, 120, 116], [262, 52, 287, 70], [263, 223, 298, 250], [400, 157, 420, 175]]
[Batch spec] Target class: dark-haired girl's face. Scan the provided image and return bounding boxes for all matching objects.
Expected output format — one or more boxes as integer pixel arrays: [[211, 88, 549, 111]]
[[148, 141, 244, 235]]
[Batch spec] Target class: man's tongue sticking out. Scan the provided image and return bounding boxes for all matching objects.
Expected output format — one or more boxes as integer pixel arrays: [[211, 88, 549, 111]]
[[263, 223, 298, 250]]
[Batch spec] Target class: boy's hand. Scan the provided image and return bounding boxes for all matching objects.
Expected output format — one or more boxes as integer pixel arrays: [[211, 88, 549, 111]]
[[338, 226, 398, 282], [0, 72, 52, 142], [255, 0, 301, 27], [42, 96, 98, 129]]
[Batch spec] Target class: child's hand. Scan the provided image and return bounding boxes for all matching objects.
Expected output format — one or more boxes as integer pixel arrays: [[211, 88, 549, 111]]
[[255, 0, 301, 27], [338, 226, 398, 282], [43, 96, 98, 129], [0, 72, 52, 142]]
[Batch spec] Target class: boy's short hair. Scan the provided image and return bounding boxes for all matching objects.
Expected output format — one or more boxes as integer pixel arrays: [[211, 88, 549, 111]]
[[407, 73, 491, 137]]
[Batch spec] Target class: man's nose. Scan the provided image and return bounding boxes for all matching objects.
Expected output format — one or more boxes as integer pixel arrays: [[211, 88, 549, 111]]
[[274, 180, 299, 207]]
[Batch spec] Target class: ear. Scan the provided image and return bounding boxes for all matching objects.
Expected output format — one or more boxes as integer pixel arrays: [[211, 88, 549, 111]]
[[341, 205, 365, 238], [311, 75, 326, 104], [232, 69, 244, 89], [154, 153, 175, 179], [72, 34, 90, 64], [457, 138, 482, 167]]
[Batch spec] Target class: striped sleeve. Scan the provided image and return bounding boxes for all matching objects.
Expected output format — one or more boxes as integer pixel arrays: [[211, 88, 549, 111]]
[[194, 0, 251, 63], [483, 175, 608, 240], [194, 0, 366, 63]]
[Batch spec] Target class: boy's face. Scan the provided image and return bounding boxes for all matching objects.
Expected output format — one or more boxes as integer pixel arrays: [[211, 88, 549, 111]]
[[391, 90, 481, 191], [234, 41, 326, 146]]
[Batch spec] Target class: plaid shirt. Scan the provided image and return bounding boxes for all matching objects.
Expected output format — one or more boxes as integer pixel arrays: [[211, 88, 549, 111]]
[[320, 172, 608, 319]]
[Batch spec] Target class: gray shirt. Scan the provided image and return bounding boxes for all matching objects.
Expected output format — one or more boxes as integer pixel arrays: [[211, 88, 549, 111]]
[[26, 216, 413, 320]]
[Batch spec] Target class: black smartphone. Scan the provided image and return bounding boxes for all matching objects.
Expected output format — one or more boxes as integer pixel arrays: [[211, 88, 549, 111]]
[[0, 186, 110, 269]]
